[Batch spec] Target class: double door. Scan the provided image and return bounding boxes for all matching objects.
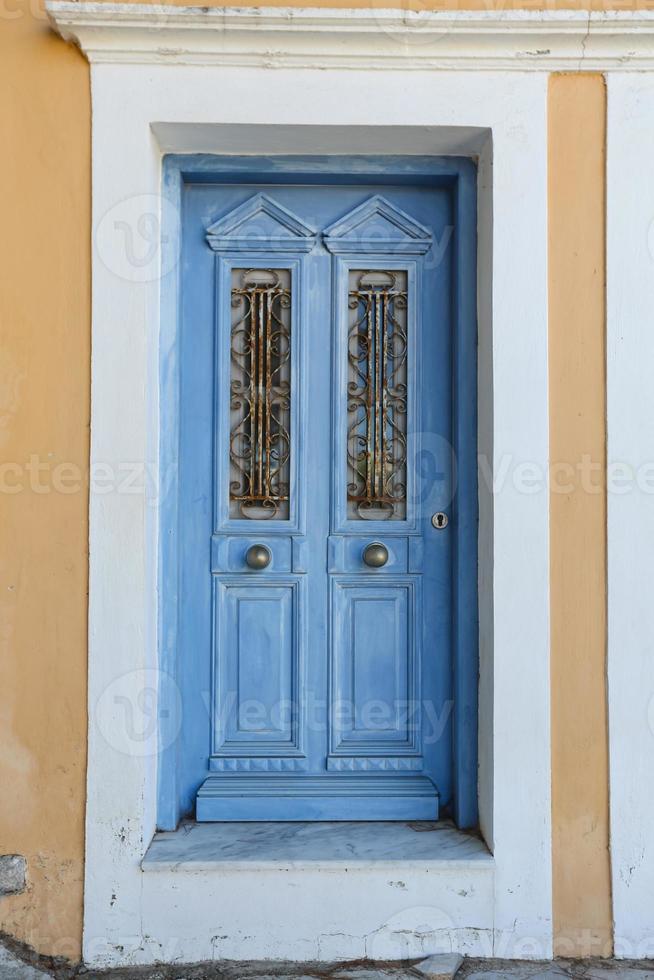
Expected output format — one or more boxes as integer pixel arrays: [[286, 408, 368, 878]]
[[180, 181, 454, 820]]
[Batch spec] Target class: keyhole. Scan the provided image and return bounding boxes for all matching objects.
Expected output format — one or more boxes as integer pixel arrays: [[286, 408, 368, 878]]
[[431, 512, 449, 530]]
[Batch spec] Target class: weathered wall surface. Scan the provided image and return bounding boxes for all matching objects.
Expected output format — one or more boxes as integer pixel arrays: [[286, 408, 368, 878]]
[[549, 73, 611, 958], [0, 0, 613, 964], [95, 0, 654, 8], [0, 2, 90, 962]]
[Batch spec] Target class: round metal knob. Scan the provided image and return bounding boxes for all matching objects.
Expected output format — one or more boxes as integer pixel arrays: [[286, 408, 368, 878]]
[[245, 544, 272, 570], [362, 542, 389, 568]]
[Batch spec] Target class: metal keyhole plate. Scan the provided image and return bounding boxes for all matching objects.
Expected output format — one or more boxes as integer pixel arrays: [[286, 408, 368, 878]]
[[431, 512, 449, 530]]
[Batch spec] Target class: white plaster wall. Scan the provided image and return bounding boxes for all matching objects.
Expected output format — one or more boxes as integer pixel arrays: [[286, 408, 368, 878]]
[[84, 63, 551, 966], [607, 73, 654, 958], [136, 866, 494, 965]]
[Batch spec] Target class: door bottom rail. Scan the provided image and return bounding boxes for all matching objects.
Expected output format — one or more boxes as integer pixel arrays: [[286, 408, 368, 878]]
[[196, 773, 439, 822]]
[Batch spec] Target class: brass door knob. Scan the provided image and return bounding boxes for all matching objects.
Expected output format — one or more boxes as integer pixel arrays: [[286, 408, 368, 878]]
[[245, 544, 272, 570], [362, 542, 389, 568]]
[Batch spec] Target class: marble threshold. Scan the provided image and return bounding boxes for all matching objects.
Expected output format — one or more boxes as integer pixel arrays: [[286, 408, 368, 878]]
[[141, 819, 493, 873]]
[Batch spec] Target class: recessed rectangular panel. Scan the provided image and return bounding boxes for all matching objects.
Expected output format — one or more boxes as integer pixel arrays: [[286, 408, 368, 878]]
[[352, 596, 404, 730], [330, 577, 421, 759], [213, 579, 301, 755], [327, 535, 409, 573], [236, 594, 289, 731], [211, 535, 293, 574]]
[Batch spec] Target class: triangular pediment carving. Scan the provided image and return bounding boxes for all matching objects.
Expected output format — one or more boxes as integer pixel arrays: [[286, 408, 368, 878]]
[[206, 193, 317, 253], [322, 195, 433, 255]]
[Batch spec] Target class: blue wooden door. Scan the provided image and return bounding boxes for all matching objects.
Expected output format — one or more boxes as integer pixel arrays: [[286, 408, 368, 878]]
[[179, 178, 454, 821]]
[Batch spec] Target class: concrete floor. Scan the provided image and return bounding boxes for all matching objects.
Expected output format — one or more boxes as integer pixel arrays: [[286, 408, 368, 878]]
[[2, 946, 654, 980]]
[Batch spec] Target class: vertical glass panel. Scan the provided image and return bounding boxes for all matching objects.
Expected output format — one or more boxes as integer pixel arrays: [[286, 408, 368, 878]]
[[229, 268, 291, 520], [347, 269, 408, 521]]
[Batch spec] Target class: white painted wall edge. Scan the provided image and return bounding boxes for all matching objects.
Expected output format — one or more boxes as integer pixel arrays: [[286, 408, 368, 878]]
[[607, 72, 654, 959], [47, 2, 654, 70]]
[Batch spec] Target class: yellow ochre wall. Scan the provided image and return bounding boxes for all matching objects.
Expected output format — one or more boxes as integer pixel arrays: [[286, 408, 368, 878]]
[[549, 73, 611, 958], [0, 0, 609, 964], [0, 1, 90, 962]]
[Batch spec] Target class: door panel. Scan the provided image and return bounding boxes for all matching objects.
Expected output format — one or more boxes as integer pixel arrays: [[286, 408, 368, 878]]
[[178, 178, 454, 821], [329, 578, 421, 764], [211, 577, 305, 768]]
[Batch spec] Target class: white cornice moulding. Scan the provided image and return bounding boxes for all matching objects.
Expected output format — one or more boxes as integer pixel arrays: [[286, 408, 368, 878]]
[[46, 2, 654, 69]]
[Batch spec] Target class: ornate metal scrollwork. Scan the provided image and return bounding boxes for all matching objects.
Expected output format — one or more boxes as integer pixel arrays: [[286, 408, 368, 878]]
[[229, 268, 291, 520], [347, 270, 408, 521]]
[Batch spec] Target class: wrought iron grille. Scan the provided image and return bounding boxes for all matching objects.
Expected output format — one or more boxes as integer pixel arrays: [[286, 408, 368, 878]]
[[229, 268, 291, 520], [347, 270, 408, 521]]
